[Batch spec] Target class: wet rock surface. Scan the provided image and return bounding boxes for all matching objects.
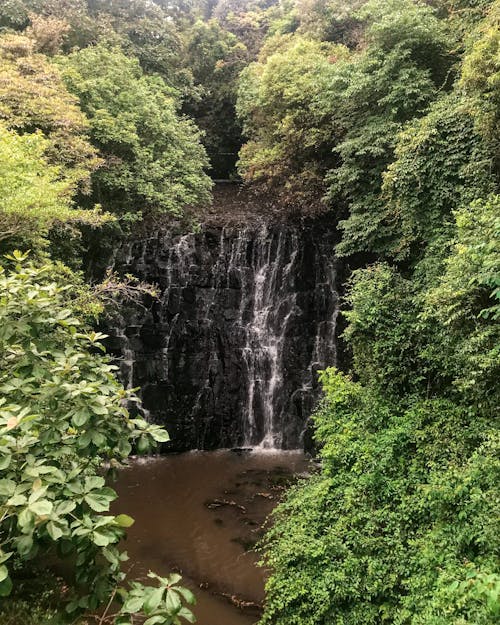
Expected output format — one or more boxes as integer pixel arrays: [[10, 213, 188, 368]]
[[105, 207, 340, 451]]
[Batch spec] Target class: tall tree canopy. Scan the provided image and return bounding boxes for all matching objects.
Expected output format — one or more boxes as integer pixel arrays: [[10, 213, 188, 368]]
[[58, 43, 212, 218]]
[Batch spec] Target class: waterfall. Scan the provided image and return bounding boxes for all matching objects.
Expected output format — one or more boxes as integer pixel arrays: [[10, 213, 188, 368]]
[[239, 226, 299, 449], [106, 219, 339, 451]]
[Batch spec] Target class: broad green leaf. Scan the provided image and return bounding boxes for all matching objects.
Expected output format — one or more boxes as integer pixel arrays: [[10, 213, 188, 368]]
[[0, 479, 16, 496], [84, 476, 105, 491], [121, 595, 144, 614], [177, 606, 196, 623], [177, 587, 196, 605], [72, 411, 89, 428], [7, 493, 28, 506], [144, 616, 166, 625], [92, 530, 111, 547], [143, 586, 165, 614], [84, 490, 114, 512], [29, 500, 53, 516], [16, 535, 33, 557], [47, 521, 64, 540], [151, 429, 170, 443], [115, 514, 135, 528], [0, 454, 11, 470], [18, 508, 34, 532], [168, 574, 182, 586], [165, 589, 182, 612], [55, 500, 76, 515], [0, 576, 12, 597], [0, 565, 9, 582]]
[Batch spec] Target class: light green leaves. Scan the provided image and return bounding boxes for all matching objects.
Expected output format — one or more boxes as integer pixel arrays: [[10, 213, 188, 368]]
[[143, 586, 166, 614], [28, 499, 53, 516], [0, 565, 9, 582], [114, 514, 135, 528], [0, 257, 183, 620], [0, 576, 13, 597], [118, 572, 196, 624], [84, 487, 117, 513]]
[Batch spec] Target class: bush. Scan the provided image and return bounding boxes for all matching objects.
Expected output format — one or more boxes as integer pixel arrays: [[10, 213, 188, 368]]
[[0, 253, 195, 625], [261, 369, 499, 625]]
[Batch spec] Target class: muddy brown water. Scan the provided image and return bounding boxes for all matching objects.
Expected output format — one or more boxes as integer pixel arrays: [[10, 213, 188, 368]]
[[113, 450, 311, 625]]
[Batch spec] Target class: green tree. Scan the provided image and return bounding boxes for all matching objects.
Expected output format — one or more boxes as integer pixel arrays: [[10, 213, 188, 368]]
[[0, 32, 100, 192], [237, 34, 347, 205], [236, 0, 453, 223], [323, 0, 453, 255], [182, 17, 248, 177], [0, 124, 107, 251], [0, 254, 195, 624], [58, 43, 212, 218]]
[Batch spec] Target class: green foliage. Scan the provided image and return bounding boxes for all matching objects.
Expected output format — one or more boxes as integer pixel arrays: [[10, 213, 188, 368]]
[[460, 0, 500, 163], [257, 7, 500, 609], [325, 0, 453, 255], [237, 0, 454, 222], [261, 369, 499, 625], [182, 17, 248, 177], [237, 35, 347, 204], [0, 32, 100, 191], [0, 124, 108, 251], [292, 0, 366, 46], [0, 0, 188, 86], [214, 0, 280, 58], [262, 186, 500, 624], [343, 192, 499, 405], [343, 263, 430, 394], [423, 195, 500, 403], [381, 94, 496, 258], [58, 43, 212, 218], [0, 254, 194, 624]]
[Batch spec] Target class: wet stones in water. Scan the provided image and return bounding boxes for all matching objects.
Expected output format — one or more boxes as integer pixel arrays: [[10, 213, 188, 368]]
[[205, 498, 247, 513]]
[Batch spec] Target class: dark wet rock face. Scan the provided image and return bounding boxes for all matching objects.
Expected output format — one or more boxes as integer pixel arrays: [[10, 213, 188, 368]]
[[106, 218, 340, 451]]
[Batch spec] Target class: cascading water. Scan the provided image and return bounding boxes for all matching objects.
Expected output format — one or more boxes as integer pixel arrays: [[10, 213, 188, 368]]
[[240, 226, 299, 449], [106, 216, 339, 451]]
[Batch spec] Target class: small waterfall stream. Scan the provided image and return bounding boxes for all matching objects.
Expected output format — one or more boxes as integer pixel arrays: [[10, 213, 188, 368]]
[[241, 226, 300, 449], [107, 218, 339, 451]]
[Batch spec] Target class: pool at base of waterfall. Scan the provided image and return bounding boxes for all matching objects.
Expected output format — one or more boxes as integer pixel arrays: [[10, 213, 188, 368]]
[[113, 449, 312, 625]]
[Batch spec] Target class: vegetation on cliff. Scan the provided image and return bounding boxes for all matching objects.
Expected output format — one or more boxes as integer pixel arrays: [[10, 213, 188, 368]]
[[245, 2, 500, 624]]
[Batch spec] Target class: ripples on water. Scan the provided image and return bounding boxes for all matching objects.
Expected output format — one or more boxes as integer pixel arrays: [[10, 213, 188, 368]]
[[114, 450, 311, 625]]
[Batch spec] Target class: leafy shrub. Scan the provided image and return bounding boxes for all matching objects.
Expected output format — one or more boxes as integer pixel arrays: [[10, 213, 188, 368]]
[[0, 253, 195, 625], [261, 369, 499, 625]]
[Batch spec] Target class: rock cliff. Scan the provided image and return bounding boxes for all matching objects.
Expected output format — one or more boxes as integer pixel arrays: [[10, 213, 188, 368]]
[[105, 194, 340, 451]]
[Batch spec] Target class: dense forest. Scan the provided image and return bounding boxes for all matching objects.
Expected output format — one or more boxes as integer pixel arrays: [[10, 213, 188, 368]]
[[0, 0, 498, 624]]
